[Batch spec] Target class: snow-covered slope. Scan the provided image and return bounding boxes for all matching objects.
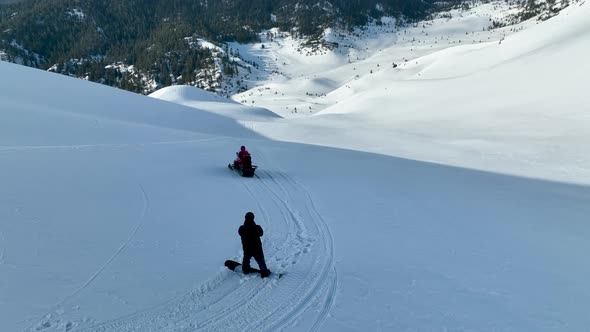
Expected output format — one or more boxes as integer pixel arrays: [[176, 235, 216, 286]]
[[149, 85, 281, 122], [231, 1, 524, 116], [150, 85, 239, 104], [236, 1, 590, 185], [2, 2, 590, 331]]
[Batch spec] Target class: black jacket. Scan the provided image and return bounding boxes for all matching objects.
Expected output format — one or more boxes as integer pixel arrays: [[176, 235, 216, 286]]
[[238, 219, 264, 255]]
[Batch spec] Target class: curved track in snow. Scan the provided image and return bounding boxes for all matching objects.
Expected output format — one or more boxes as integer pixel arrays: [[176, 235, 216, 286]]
[[25, 184, 152, 332], [61, 184, 150, 306], [81, 152, 337, 331]]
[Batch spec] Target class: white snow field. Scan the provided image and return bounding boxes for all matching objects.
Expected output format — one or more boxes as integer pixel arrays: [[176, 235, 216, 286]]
[[1, 1, 590, 332], [232, 1, 590, 185]]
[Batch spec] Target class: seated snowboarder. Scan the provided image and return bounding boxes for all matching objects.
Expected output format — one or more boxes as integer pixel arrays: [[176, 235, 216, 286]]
[[234, 146, 250, 168], [239, 212, 271, 278]]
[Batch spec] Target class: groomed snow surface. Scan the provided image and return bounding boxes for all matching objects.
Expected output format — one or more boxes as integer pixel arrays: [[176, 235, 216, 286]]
[[1, 1, 590, 331]]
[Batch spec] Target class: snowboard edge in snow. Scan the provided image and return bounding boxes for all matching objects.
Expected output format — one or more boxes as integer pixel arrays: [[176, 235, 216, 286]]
[[224, 259, 283, 278]]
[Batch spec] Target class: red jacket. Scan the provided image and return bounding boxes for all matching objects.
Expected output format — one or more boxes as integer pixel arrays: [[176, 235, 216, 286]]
[[238, 150, 250, 160]]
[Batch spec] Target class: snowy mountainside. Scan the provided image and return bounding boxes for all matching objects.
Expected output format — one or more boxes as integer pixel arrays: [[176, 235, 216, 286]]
[[2, 51, 590, 332], [0, 0, 447, 96], [227, 0, 590, 185], [1, 0, 579, 97], [231, 1, 535, 115]]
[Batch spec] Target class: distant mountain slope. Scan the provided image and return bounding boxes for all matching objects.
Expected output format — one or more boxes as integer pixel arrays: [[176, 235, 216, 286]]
[[247, 0, 590, 185], [0, 0, 456, 94], [0, 0, 578, 96]]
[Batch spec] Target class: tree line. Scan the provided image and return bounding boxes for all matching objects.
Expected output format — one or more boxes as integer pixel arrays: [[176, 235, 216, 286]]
[[0, 0, 462, 94]]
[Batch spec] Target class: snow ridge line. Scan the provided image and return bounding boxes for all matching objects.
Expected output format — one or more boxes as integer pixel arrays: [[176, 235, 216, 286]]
[[0, 138, 220, 152]]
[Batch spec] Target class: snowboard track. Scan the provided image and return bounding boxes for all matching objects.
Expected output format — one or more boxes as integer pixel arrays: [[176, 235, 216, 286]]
[[255, 167, 337, 332], [78, 149, 336, 331], [26, 184, 151, 332]]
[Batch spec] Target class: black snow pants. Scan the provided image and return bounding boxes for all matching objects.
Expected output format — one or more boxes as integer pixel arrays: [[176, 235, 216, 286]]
[[243, 251, 268, 272]]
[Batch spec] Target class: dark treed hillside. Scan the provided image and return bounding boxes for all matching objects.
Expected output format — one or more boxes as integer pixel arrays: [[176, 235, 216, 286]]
[[0, 0, 463, 94]]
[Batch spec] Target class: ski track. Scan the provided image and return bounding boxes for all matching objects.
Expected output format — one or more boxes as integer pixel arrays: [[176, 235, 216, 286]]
[[173, 175, 287, 331], [67, 184, 150, 303], [77, 170, 281, 331], [0, 138, 220, 153], [186, 165, 312, 331], [214, 149, 337, 331], [254, 164, 337, 332], [287, 175, 338, 332], [310, 269, 338, 332], [78, 149, 336, 331], [27, 184, 151, 332], [0, 230, 5, 266]]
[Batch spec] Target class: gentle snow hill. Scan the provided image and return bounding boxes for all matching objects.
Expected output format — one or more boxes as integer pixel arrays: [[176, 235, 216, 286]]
[[243, 1, 590, 185], [150, 85, 239, 104], [2, 8, 590, 331], [149, 85, 281, 123], [0, 62, 264, 145]]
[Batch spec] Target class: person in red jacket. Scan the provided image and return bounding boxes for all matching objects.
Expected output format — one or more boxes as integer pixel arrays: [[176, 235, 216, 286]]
[[237, 145, 250, 161], [234, 146, 250, 168], [239, 212, 270, 278]]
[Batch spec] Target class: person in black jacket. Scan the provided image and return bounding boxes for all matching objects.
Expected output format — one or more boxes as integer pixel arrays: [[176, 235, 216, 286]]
[[239, 212, 270, 278]]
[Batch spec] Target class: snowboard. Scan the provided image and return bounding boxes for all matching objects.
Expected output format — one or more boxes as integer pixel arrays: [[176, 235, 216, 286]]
[[224, 260, 282, 278]]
